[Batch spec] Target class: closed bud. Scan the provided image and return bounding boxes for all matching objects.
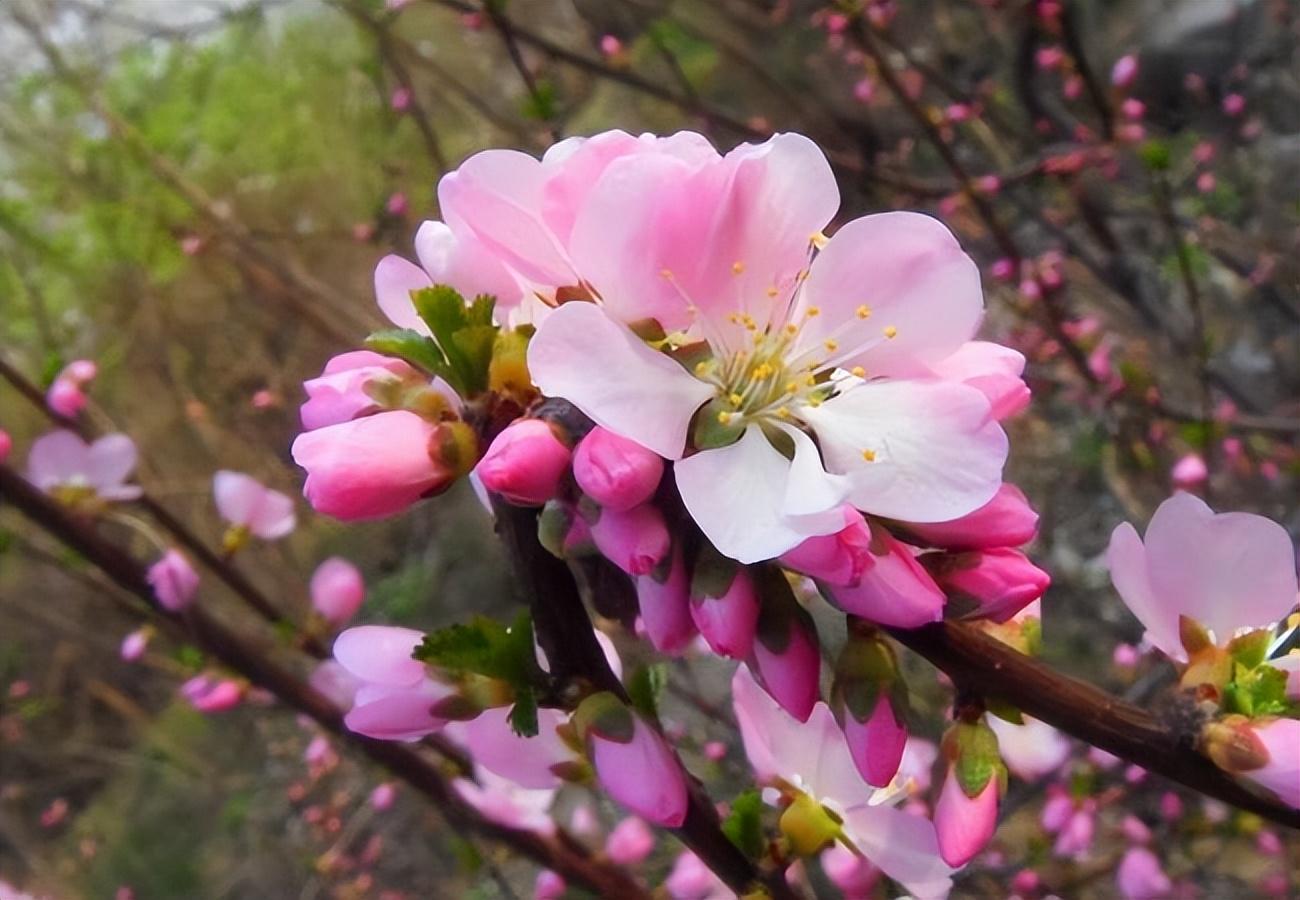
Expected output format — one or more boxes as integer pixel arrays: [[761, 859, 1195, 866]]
[[477, 418, 571, 507], [573, 426, 664, 511], [574, 692, 689, 827], [923, 548, 1050, 623], [590, 503, 671, 576], [935, 718, 1006, 867], [832, 630, 908, 787], [147, 548, 200, 612], [47, 378, 87, 418], [747, 567, 821, 722], [636, 549, 696, 655], [780, 506, 874, 587], [822, 526, 946, 628], [1111, 54, 1139, 89], [310, 557, 366, 625], [300, 351, 417, 430], [689, 545, 759, 658], [903, 484, 1039, 551]]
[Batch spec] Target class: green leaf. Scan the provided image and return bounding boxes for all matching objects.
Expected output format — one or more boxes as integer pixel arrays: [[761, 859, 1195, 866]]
[[1139, 139, 1171, 171], [722, 790, 766, 859], [409, 285, 498, 396], [1227, 629, 1271, 670], [365, 328, 450, 377], [509, 686, 539, 737], [626, 663, 668, 721], [520, 79, 558, 121], [414, 611, 538, 686]]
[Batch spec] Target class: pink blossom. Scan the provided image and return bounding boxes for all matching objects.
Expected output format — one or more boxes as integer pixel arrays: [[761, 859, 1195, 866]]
[[148, 549, 199, 611], [927, 341, 1031, 420], [1116, 847, 1172, 899], [605, 817, 655, 865], [821, 527, 946, 628], [1035, 46, 1065, 70], [780, 506, 874, 587], [310, 557, 366, 624], [1052, 804, 1095, 857], [689, 564, 760, 659], [924, 548, 1051, 623], [119, 628, 150, 662], [578, 697, 688, 827], [1120, 98, 1146, 120], [1170, 452, 1207, 488], [990, 258, 1016, 281], [1120, 814, 1152, 844], [636, 549, 695, 654], [213, 471, 296, 540], [665, 851, 731, 900], [182, 676, 244, 713], [390, 86, 411, 111], [46, 378, 87, 418], [1196, 172, 1217, 194], [1111, 54, 1139, 88], [515, 132, 1007, 563], [934, 768, 998, 866], [1106, 493, 1298, 660], [1159, 791, 1183, 821], [822, 843, 881, 897], [1222, 93, 1245, 116], [1240, 719, 1300, 808], [250, 389, 276, 409], [454, 767, 556, 834], [905, 484, 1039, 551], [573, 426, 664, 510], [852, 78, 875, 103], [369, 783, 397, 810], [292, 411, 461, 520], [534, 871, 566, 900], [40, 798, 69, 828], [987, 715, 1071, 780], [476, 418, 571, 506], [599, 34, 623, 57], [332, 626, 452, 741], [589, 503, 671, 576], [704, 741, 726, 761], [385, 191, 408, 217], [300, 351, 417, 430], [452, 707, 575, 789], [27, 431, 142, 502]]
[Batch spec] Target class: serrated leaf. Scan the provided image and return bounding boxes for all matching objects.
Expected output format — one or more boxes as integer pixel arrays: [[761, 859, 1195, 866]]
[[365, 328, 450, 377], [626, 663, 668, 721], [414, 611, 537, 685], [409, 285, 498, 396], [722, 790, 765, 859]]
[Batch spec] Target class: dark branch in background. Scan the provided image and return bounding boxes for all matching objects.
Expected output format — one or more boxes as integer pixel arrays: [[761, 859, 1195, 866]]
[[1058, 1, 1114, 141], [0, 464, 649, 900], [491, 499, 800, 899], [888, 619, 1300, 831]]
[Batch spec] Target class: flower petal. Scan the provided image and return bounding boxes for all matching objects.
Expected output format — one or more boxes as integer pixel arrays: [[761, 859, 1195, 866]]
[[676, 426, 844, 564], [1105, 521, 1176, 656], [333, 625, 427, 686], [804, 379, 1007, 523], [374, 254, 433, 332], [779, 424, 850, 518], [413, 220, 524, 311], [527, 302, 712, 459], [842, 804, 956, 899], [26, 430, 89, 488], [796, 212, 983, 375]]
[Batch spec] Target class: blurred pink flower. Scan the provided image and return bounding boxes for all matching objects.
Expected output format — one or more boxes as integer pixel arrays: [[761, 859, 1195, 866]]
[[1111, 54, 1139, 88], [0, 429, 11, 463], [310, 557, 366, 625], [605, 816, 655, 865], [27, 431, 142, 502], [1116, 847, 1172, 899], [1170, 452, 1207, 488], [119, 628, 150, 663], [148, 549, 199, 611], [333, 626, 452, 741]]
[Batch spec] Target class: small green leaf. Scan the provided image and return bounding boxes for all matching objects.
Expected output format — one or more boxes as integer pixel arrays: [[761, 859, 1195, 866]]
[[365, 328, 450, 377], [1227, 629, 1271, 670], [626, 663, 669, 721], [409, 285, 498, 396], [520, 79, 558, 121], [414, 611, 538, 686], [1138, 139, 1171, 171], [722, 790, 765, 859], [509, 686, 539, 737]]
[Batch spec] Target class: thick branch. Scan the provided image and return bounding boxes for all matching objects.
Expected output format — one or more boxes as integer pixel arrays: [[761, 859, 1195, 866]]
[[888, 619, 1300, 831], [0, 464, 648, 899]]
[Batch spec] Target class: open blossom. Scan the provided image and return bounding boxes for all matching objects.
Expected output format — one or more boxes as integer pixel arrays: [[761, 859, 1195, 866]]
[[26, 431, 142, 503], [457, 130, 1009, 563], [1106, 493, 1298, 661], [732, 668, 956, 898], [213, 471, 296, 540], [332, 626, 453, 741]]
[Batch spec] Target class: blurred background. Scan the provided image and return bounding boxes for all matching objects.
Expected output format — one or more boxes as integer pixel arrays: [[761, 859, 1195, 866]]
[[0, 0, 1297, 896]]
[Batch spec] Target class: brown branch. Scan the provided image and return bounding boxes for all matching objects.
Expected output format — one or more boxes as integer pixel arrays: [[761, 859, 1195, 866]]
[[0, 463, 649, 899], [888, 619, 1300, 831]]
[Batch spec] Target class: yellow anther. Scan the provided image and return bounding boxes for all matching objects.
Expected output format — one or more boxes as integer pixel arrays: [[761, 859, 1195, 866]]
[[694, 361, 710, 375], [856, 304, 872, 319], [824, 338, 839, 352], [767, 286, 781, 298], [810, 231, 829, 249], [808, 396, 823, 408], [884, 325, 898, 339], [784, 381, 799, 394], [776, 406, 791, 419], [752, 364, 775, 380], [728, 393, 743, 407], [862, 449, 877, 462], [728, 313, 742, 324], [850, 366, 866, 378], [717, 411, 733, 425], [805, 306, 821, 318], [785, 323, 799, 335], [659, 268, 674, 279], [805, 375, 817, 387], [732, 260, 746, 275]]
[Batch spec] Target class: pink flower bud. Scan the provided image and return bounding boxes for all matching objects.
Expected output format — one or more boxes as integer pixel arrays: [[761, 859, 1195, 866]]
[[946, 103, 973, 123], [369, 782, 397, 810], [605, 816, 655, 865], [333, 625, 454, 741], [935, 768, 999, 867], [1121, 98, 1146, 120], [301, 351, 415, 430], [477, 419, 572, 507], [119, 628, 149, 662], [821, 843, 881, 897], [1222, 93, 1245, 117], [1170, 452, 1207, 488], [599, 34, 623, 57], [0, 429, 12, 464], [904, 484, 1039, 551], [390, 86, 412, 111], [636, 550, 695, 654], [1035, 46, 1064, 70], [534, 871, 566, 900], [1063, 74, 1083, 100], [843, 692, 908, 788], [46, 378, 87, 418], [1116, 847, 1172, 899], [704, 741, 726, 761], [824, 12, 850, 34], [924, 548, 1051, 623], [1052, 806, 1095, 858], [572, 426, 664, 510], [666, 851, 726, 899], [187, 678, 244, 713], [780, 506, 873, 587], [1011, 869, 1041, 895], [990, 258, 1016, 281], [386, 191, 408, 217], [747, 585, 821, 722], [852, 77, 874, 104], [590, 503, 670, 576], [1111, 54, 1139, 89], [690, 564, 760, 659], [1196, 172, 1216, 194], [1120, 814, 1152, 844], [577, 695, 689, 827], [148, 549, 200, 611], [1112, 642, 1140, 667], [293, 410, 464, 520], [311, 557, 366, 624], [821, 527, 946, 628]]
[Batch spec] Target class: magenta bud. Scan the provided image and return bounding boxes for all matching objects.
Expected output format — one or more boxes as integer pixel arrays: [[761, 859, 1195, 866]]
[[534, 870, 566, 900], [300, 351, 415, 430], [924, 548, 1051, 623], [477, 418, 572, 507], [590, 503, 670, 576], [934, 768, 999, 867], [779, 507, 874, 587], [572, 426, 664, 511], [147, 548, 200, 612], [120, 628, 150, 662], [844, 694, 908, 788], [46, 378, 87, 418], [903, 484, 1039, 551], [832, 629, 907, 787], [1170, 452, 1208, 488], [636, 549, 696, 655], [690, 564, 760, 659], [604, 816, 655, 865], [821, 527, 945, 629], [310, 557, 366, 625], [0, 429, 10, 464], [575, 694, 689, 827], [1116, 847, 1172, 900], [1111, 54, 1139, 89], [747, 571, 821, 722]]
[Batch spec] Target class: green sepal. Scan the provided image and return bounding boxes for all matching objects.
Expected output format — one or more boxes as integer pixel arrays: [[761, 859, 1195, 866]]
[[691, 398, 745, 450], [626, 663, 669, 722], [409, 285, 500, 397], [985, 697, 1025, 726], [509, 686, 539, 737], [690, 540, 741, 600], [1227, 629, 1271, 671], [365, 328, 451, 378], [945, 719, 1005, 799], [779, 793, 842, 857], [572, 691, 636, 744], [722, 790, 766, 859], [537, 500, 575, 559], [831, 630, 899, 723]]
